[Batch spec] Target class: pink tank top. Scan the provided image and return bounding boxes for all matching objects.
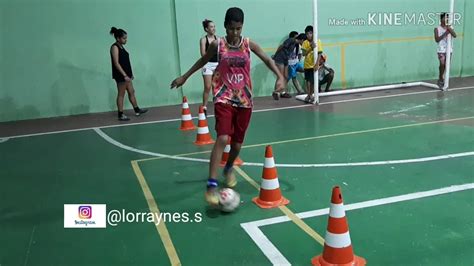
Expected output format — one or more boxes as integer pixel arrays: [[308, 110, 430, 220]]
[[212, 37, 252, 108]]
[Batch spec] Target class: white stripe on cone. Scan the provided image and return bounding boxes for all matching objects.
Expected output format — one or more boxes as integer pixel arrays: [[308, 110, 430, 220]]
[[329, 203, 346, 218], [264, 158, 276, 168], [198, 113, 206, 120], [260, 178, 280, 190], [182, 114, 192, 121], [182, 102, 189, 109], [324, 231, 352, 248], [197, 127, 209, 134], [224, 144, 231, 153]]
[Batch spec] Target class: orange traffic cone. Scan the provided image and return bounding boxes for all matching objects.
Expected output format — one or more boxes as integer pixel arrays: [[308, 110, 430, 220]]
[[311, 186, 366, 266], [180, 96, 196, 131], [220, 137, 243, 167], [253, 145, 289, 208], [194, 106, 215, 145]]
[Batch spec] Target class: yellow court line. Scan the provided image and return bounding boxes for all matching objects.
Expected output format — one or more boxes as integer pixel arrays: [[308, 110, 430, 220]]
[[278, 206, 325, 245], [262, 34, 464, 51], [340, 45, 346, 89], [131, 161, 181, 266], [135, 116, 474, 163], [234, 166, 260, 190], [234, 166, 325, 246], [337, 34, 463, 47], [330, 36, 432, 47]]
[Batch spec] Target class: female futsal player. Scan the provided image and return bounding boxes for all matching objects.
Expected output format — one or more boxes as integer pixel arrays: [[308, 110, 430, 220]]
[[171, 8, 285, 206]]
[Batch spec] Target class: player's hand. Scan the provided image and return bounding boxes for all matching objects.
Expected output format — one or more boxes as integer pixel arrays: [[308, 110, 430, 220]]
[[124, 76, 132, 82], [275, 76, 286, 92], [170, 76, 186, 89]]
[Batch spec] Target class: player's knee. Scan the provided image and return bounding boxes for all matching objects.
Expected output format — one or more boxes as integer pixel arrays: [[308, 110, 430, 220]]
[[217, 135, 229, 146]]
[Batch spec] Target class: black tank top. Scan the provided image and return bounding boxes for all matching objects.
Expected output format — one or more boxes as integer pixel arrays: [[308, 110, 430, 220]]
[[111, 43, 133, 80], [205, 36, 218, 63]]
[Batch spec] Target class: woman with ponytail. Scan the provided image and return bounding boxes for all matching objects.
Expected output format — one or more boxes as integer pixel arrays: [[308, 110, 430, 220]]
[[199, 19, 218, 116], [110, 27, 147, 121]]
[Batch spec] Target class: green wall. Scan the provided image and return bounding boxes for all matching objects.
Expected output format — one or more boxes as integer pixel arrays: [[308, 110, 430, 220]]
[[0, 0, 182, 122], [461, 0, 473, 76], [0, 0, 472, 122]]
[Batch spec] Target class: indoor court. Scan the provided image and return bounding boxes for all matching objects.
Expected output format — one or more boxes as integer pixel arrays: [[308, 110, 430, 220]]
[[0, 0, 473, 265]]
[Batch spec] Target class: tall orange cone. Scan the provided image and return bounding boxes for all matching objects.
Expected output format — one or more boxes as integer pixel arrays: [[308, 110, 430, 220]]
[[253, 145, 289, 208], [194, 106, 215, 145], [220, 137, 243, 166], [180, 96, 196, 131], [311, 186, 366, 266]]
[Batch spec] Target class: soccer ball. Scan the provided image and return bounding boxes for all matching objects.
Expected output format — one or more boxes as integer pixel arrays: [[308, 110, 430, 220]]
[[219, 188, 240, 212]]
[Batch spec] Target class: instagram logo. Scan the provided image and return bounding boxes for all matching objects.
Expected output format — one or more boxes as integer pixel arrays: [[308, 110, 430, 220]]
[[65, 204, 105, 228], [78, 206, 92, 219]]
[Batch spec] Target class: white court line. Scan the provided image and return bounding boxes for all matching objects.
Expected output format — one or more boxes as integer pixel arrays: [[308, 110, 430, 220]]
[[93, 128, 209, 163], [243, 151, 474, 168], [5, 117, 188, 140], [240, 223, 291, 266], [94, 125, 474, 168], [316, 86, 456, 105], [0, 138, 9, 143], [240, 183, 474, 265], [4, 86, 473, 139]]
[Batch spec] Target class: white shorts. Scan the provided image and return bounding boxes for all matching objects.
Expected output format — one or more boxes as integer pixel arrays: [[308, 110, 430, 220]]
[[202, 62, 218, 76]]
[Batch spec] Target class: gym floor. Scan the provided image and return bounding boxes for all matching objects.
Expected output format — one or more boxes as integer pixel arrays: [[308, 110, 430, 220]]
[[1, 77, 473, 265]]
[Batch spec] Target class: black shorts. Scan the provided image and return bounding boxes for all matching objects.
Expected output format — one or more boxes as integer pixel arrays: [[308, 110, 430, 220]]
[[114, 76, 132, 84], [273, 56, 289, 66], [319, 73, 329, 85], [304, 68, 314, 83], [114, 77, 126, 83]]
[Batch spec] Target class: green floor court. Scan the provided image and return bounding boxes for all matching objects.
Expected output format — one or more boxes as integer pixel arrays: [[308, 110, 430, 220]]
[[1, 88, 473, 265]]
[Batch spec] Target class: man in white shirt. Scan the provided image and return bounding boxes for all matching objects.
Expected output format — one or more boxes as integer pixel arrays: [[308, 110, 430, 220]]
[[434, 12, 457, 88], [318, 54, 334, 92]]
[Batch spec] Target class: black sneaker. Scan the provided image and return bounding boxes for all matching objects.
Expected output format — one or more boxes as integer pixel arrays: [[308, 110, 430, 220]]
[[118, 114, 130, 121], [135, 108, 148, 116], [437, 79, 444, 89], [272, 92, 280, 100], [304, 95, 315, 104]]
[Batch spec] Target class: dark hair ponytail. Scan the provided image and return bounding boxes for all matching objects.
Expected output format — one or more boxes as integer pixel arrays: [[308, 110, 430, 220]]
[[202, 19, 213, 31], [110, 27, 127, 39]]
